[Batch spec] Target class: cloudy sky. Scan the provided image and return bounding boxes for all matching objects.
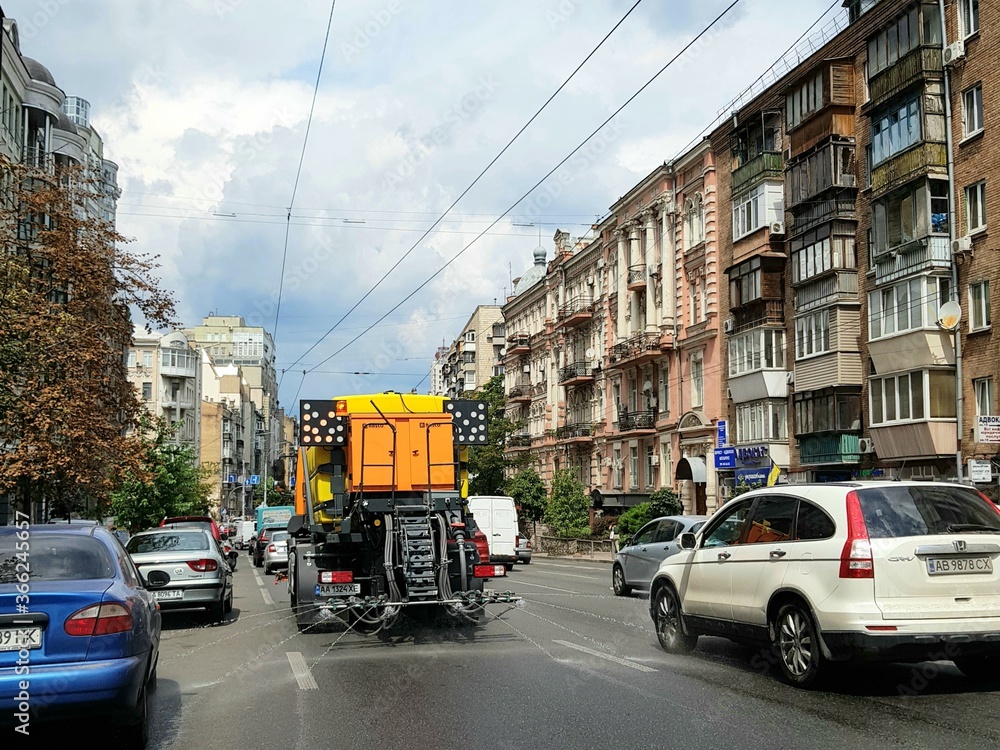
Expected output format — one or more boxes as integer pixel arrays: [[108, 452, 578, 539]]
[[6, 0, 838, 407]]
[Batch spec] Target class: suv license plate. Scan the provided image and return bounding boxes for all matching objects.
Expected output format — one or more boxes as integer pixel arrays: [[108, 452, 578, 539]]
[[0, 627, 42, 652], [316, 584, 361, 596], [927, 557, 994, 575]]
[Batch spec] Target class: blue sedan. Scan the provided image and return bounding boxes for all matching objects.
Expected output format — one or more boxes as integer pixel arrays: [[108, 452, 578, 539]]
[[0, 524, 160, 747]]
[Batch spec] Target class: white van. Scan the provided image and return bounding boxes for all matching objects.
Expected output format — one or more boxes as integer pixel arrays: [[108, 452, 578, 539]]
[[468, 496, 518, 568], [233, 520, 256, 550]]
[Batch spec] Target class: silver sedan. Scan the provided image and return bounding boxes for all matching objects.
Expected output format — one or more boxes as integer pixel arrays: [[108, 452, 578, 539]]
[[612, 515, 707, 596], [263, 529, 290, 574]]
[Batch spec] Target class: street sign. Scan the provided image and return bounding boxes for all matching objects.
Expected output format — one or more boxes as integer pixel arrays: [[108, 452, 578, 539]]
[[968, 459, 992, 483], [975, 415, 1000, 443], [227, 474, 236, 484], [713, 447, 736, 470], [716, 420, 728, 447], [249, 475, 261, 486]]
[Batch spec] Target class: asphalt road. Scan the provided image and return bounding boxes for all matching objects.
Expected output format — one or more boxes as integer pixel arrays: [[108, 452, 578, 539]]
[[20, 554, 1000, 749]]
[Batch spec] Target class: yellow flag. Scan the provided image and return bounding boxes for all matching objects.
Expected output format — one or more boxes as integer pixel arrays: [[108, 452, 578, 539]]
[[767, 459, 781, 486]]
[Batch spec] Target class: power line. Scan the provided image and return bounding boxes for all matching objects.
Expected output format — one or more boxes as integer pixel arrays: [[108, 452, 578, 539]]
[[281, 0, 647, 377], [305, 0, 746, 374], [273, 0, 338, 359]]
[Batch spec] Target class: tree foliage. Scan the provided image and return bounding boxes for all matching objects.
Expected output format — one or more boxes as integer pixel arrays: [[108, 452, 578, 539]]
[[505, 466, 547, 528], [109, 417, 212, 532], [615, 502, 653, 544], [467, 375, 527, 496], [544, 468, 590, 538], [649, 487, 682, 517], [0, 158, 177, 517]]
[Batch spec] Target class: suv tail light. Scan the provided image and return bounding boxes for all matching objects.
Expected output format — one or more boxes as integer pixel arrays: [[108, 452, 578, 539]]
[[840, 490, 873, 579], [187, 559, 219, 572], [65, 603, 133, 636]]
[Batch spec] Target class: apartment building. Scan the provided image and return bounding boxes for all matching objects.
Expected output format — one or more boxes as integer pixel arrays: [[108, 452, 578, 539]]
[[439, 305, 505, 398]]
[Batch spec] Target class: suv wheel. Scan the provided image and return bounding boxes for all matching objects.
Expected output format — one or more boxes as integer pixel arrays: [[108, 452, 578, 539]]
[[653, 586, 697, 654], [612, 564, 632, 597], [772, 602, 823, 687]]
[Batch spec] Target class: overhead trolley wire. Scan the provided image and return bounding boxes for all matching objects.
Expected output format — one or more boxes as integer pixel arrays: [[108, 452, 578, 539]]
[[304, 0, 746, 375], [281, 0, 648, 379]]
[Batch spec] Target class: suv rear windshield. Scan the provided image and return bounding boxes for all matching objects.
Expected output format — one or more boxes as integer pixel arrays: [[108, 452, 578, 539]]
[[0, 534, 115, 581], [856, 486, 1000, 538]]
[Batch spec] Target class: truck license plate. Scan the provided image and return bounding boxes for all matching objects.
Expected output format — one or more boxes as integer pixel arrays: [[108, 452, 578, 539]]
[[927, 557, 993, 575], [0, 627, 42, 651], [316, 583, 361, 596]]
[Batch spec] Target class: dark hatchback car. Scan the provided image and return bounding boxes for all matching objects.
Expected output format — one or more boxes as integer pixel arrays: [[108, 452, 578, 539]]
[[0, 525, 160, 748]]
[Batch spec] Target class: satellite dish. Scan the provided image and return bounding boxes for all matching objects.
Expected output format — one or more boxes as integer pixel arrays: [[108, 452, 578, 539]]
[[643, 380, 653, 392], [586, 348, 595, 359], [937, 300, 962, 331]]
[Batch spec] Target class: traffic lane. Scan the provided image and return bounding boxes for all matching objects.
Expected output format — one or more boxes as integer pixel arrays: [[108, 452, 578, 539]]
[[507, 563, 1000, 748]]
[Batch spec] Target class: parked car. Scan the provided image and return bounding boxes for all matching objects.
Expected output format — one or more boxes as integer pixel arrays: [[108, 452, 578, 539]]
[[252, 527, 282, 568], [0, 525, 160, 748], [126, 528, 233, 622], [613, 515, 707, 596], [263, 530, 290, 574], [515, 531, 532, 564], [160, 515, 223, 541], [468, 496, 518, 569], [648, 481, 1000, 687]]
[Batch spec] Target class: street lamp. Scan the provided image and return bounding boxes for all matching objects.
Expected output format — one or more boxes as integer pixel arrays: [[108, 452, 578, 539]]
[[937, 300, 963, 482]]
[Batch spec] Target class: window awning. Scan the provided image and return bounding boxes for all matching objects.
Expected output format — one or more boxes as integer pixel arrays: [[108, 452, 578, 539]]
[[676, 456, 707, 483]]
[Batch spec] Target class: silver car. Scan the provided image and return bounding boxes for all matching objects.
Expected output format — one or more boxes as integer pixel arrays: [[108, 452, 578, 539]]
[[515, 532, 532, 564], [263, 529, 290, 574], [126, 528, 233, 621], [613, 515, 707, 596]]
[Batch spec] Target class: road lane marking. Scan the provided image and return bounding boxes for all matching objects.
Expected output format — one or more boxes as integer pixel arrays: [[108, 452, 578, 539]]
[[260, 587, 274, 605], [533, 562, 608, 572], [552, 639, 657, 673], [287, 651, 318, 690], [537, 571, 602, 581], [509, 580, 577, 594]]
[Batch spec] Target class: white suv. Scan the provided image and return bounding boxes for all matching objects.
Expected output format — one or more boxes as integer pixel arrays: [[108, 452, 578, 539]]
[[648, 481, 1000, 687]]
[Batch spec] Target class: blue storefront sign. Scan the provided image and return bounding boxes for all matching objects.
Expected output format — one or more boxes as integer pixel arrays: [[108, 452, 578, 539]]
[[736, 468, 769, 486], [716, 420, 728, 447], [714, 447, 736, 470]]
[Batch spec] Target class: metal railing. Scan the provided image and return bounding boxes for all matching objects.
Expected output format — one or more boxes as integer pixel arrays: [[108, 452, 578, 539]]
[[618, 409, 657, 432], [557, 296, 594, 319], [558, 361, 594, 382], [627, 265, 646, 284]]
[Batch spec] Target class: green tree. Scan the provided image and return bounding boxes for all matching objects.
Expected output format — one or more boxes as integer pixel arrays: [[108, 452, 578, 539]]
[[505, 466, 546, 537], [249, 476, 293, 508], [649, 487, 682, 517], [544, 469, 590, 538], [467, 375, 527, 496], [109, 417, 212, 532], [614, 502, 653, 547]]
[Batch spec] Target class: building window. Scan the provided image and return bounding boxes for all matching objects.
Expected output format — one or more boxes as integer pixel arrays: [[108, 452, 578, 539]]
[[729, 257, 761, 307], [629, 446, 639, 490], [690, 353, 704, 409], [127, 351, 136, 368], [684, 194, 705, 248], [961, 0, 980, 37], [867, 6, 920, 78], [735, 401, 788, 443], [613, 446, 623, 488], [786, 70, 824, 131], [698, 276, 707, 322], [733, 182, 783, 240], [645, 444, 656, 489], [970, 280, 991, 331], [963, 85, 984, 138], [141, 382, 152, 401], [659, 440, 671, 489], [794, 310, 831, 360], [787, 142, 856, 206], [794, 391, 861, 435], [975, 377, 994, 416], [872, 180, 949, 256], [658, 366, 669, 416], [729, 329, 786, 376], [965, 181, 987, 234], [869, 370, 956, 425], [871, 96, 920, 166]]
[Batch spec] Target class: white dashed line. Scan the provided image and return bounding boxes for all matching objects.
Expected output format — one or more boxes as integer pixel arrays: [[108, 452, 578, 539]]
[[286, 651, 318, 690], [553, 639, 657, 673], [260, 587, 274, 605]]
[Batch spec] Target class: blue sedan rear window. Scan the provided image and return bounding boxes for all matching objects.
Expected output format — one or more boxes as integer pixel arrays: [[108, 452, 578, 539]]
[[0, 535, 115, 582]]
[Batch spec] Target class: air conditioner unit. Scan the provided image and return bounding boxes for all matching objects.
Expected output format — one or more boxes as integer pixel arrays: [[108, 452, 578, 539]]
[[786, 371, 795, 386], [858, 437, 875, 454], [723, 317, 735, 334], [944, 40, 965, 66], [650, 454, 660, 466], [952, 235, 973, 254], [587, 276, 595, 286], [770, 221, 786, 236], [782, 147, 791, 162]]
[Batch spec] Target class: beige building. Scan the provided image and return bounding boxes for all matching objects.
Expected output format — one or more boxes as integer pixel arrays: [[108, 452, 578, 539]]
[[439, 305, 505, 398]]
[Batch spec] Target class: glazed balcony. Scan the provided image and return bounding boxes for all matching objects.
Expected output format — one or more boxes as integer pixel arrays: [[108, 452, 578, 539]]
[[506, 332, 530, 355], [865, 46, 942, 112], [872, 236, 950, 286], [869, 142, 947, 199], [618, 409, 657, 436], [608, 332, 661, 369], [797, 432, 861, 466], [556, 422, 595, 445], [558, 361, 596, 387], [731, 151, 783, 195], [793, 271, 859, 311], [627, 265, 646, 291], [557, 296, 594, 328]]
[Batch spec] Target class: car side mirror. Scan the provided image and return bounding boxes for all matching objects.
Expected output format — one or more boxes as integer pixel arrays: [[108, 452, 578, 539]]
[[679, 532, 697, 550]]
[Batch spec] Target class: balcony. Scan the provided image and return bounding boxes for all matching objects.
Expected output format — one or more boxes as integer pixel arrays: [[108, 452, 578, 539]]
[[507, 433, 532, 451], [731, 151, 783, 195], [734, 300, 784, 333], [872, 236, 950, 286], [869, 421, 956, 461], [789, 196, 857, 237], [556, 423, 595, 446], [557, 296, 594, 328], [530, 382, 547, 398], [866, 46, 942, 111], [797, 433, 861, 466], [870, 142, 947, 198], [618, 409, 657, 436], [506, 332, 530, 355], [608, 332, 661, 368], [161, 394, 195, 410], [507, 382, 532, 405], [794, 271, 859, 311], [558, 361, 596, 387], [627, 265, 646, 291]]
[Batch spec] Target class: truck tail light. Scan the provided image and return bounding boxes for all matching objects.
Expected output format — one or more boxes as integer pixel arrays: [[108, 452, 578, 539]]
[[187, 559, 219, 572], [839, 490, 873, 579], [473, 564, 506, 578], [319, 571, 353, 584]]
